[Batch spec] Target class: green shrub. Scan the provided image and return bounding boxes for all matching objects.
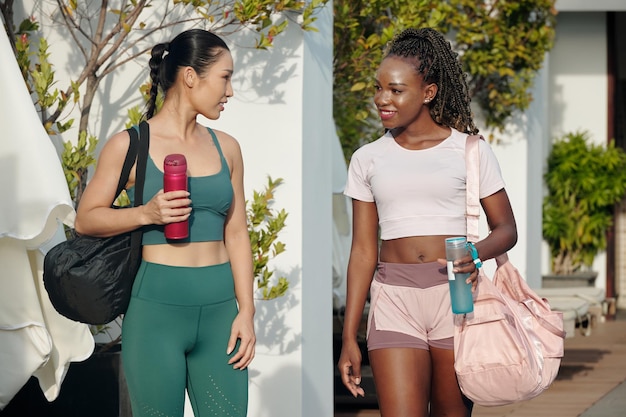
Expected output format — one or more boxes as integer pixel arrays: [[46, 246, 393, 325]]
[[543, 131, 626, 274]]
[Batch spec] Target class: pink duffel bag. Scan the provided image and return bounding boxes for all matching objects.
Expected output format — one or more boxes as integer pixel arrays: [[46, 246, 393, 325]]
[[455, 135, 566, 406], [453, 254, 565, 406]]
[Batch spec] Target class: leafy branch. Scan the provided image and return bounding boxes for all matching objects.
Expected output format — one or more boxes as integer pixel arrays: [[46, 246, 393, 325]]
[[247, 176, 289, 300]]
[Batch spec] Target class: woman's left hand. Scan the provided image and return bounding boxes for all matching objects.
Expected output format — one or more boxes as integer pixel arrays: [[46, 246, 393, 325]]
[[438, 256, 480, 291], [457, 255, 480, 290], [227, 311, 256, 370]]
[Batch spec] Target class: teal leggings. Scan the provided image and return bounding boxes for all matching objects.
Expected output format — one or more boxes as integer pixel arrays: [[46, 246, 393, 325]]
[[122, 261, 248, 417]]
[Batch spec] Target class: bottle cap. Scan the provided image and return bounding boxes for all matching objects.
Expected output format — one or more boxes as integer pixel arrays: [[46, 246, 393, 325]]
[[164, 154, 187, 174], [445, 236, 467, 248]]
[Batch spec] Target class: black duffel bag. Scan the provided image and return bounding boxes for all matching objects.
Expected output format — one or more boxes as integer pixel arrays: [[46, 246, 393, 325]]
[[44, 121, 149, 325]]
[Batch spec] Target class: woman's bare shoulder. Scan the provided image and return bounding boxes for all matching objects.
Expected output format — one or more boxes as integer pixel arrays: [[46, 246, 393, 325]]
[[209, 128, 241, 155], [210, 128, 237, 143], [100, 129, 133, 159]]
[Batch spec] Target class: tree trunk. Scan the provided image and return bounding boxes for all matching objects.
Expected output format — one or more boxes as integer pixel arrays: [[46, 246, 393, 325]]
[[75, 73, 100, 207]]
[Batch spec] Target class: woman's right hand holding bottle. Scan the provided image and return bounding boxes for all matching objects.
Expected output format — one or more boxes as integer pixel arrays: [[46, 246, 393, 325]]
[[141, 189, 191, 226]]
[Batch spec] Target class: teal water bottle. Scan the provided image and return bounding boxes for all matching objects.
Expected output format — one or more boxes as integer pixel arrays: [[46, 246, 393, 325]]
[[445, 237, 474, 314]]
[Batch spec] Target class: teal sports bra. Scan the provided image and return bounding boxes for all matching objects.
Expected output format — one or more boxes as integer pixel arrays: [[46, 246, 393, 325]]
[[127, 127, 233, 244]]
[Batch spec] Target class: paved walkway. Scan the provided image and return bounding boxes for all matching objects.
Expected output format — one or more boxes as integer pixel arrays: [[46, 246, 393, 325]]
[[335, 311, 626, 417]]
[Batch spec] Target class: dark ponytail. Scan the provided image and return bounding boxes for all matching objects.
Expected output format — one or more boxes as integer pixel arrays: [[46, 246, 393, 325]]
[[384, 28, 478, 135], [145, 42, 168, 120], [144, 29, 229, 120]]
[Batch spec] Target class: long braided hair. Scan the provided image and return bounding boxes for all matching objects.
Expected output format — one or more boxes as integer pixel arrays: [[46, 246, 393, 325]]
[[144, 29, 229, 120], [384, 28, 478, 135]]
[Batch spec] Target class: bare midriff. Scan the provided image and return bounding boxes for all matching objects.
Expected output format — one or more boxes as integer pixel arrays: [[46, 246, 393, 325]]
[[379, 235, 459, 264], [142, 241, 229, 267]]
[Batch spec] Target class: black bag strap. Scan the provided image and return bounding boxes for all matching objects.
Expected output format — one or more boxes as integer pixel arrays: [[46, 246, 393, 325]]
[[114, 128, 139, 203], [127, 121, 150, 263], [134, 121, 150, 207], [114, 121, 150, 207]]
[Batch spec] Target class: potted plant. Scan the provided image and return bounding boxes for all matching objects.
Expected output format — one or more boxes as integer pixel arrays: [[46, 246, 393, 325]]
[[542, 130, 626, 287]]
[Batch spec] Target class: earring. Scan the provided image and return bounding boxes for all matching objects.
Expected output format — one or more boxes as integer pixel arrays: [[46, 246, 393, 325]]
[[424, 98, 431, 104]]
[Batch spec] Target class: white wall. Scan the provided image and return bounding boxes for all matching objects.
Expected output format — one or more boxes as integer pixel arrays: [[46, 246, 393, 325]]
[[547, 12, 609, 290], [211, 21, 309, 417], [301, 4, 334, 416], [473, 11, 612, 290], [481, 61, 550, 289], [526, 63, 552, 288], [549, 13, 608, 141], [212, 6, 335, 417], [475, 124, 530, 284]]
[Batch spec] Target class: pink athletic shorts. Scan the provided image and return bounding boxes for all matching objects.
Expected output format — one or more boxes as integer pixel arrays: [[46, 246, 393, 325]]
[[367, 261, 454, 351]]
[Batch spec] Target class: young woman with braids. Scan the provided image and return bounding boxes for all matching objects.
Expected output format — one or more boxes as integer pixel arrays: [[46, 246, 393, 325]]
[[75, 29, 254, 417], [337, 27, 517, 417]]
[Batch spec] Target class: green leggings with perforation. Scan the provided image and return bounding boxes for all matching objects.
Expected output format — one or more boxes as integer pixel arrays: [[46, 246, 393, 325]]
[[122, 260, 247, 417]]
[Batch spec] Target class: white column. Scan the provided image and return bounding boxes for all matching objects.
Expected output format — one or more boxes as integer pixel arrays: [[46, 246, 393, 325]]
[[301, 3, 334, 417], [526, 58, 550, 289]]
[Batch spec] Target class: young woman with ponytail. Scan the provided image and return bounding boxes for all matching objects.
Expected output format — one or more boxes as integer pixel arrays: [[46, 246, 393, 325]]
[[75, 29, 254, 417], [337, 28, 518, 417]]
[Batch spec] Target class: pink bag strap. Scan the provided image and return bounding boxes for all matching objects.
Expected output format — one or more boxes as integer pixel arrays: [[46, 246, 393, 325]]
[[465, 134, 508, 266], [465, 135, 481, 244]]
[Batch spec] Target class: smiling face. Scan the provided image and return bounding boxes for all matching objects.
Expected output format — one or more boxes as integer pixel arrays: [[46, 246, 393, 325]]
[[374, 55, 437, 131], [188, 49, 234, 120]]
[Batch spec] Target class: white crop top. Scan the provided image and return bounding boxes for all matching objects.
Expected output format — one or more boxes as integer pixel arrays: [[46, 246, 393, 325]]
[[344, 128, 505, 240]]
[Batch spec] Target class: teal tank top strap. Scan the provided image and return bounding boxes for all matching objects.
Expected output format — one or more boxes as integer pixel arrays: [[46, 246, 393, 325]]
[[207, 127, 227, 165]]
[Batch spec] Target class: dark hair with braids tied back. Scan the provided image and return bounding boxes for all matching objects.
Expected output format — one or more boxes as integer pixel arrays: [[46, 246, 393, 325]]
[[384, 28, 478, 135], [144, 29, 229, 119]]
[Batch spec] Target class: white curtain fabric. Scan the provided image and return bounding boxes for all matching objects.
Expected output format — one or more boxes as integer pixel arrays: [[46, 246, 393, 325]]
[[0, 24, 94, 408]]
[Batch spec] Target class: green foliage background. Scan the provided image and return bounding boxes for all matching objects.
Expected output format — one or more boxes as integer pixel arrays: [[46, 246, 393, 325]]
[[333, 0, 557, 159], [542, 131, 626, 274]]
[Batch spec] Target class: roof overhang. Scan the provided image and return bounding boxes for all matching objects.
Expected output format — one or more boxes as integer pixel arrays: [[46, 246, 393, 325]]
[[556, 0, 626, 11]]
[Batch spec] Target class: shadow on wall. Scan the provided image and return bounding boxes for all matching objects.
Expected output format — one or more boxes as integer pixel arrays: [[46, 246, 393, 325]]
[[252, 265, 302, 356], [23, 5, 306, 155], [247, 364, 302, 417], [547, 80, 566, 137], [248, 266, 303, 417], [227, 25, 302, 106]]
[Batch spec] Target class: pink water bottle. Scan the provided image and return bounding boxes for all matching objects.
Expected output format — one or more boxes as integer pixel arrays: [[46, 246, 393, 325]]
[[163, 154, 189, 240]]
